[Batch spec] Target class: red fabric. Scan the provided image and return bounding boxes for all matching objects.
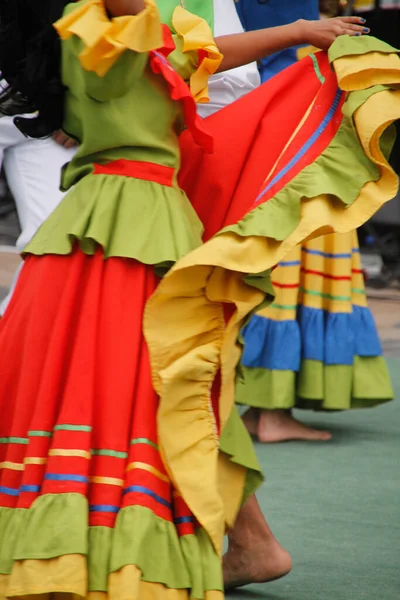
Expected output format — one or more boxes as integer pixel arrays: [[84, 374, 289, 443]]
[[178, 52, 344, 241], [0, 248, 195, 531], [149, 25, 213, 153], [93, 159, 175, 187]]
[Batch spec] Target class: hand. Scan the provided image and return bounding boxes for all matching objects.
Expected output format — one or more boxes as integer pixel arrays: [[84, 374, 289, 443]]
[[52, 130, 77, 149], [299, 16, 370, 51]]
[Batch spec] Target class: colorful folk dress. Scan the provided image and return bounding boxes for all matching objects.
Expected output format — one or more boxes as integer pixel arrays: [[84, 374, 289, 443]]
[[0, 1, 399, 598], [235, 0, 394, 412]]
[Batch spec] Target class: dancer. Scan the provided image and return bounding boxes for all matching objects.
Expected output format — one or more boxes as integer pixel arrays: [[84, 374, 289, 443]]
[[235, 0, 394, 443], [0, 1, 399, 598]]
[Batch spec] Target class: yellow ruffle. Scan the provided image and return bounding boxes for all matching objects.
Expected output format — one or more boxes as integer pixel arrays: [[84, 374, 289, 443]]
[[333, 51, 400, 91], [54, 0, 163, 77], [171, 7, 223, 103], [0, 557, 224, 600], [144, 55, 400, 556]]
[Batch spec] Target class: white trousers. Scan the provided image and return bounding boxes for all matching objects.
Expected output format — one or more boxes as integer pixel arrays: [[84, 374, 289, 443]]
[[0, 116, 76, 314]]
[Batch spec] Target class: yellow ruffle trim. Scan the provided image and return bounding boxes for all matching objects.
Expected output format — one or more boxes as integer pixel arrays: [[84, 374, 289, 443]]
[[334, 51, 400, 91], [144, 61, 400, 555], [0, 557, 223, 600], [171, 7, 223, 103], [54, 0, 163, 77]]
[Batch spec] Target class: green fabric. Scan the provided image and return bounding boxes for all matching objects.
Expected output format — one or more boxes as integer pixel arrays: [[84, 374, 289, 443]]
[[158, 0, 214, 32], [0, 494, 221, 597], [25, 2, 208, 265], [59, 6, 184, 188], [222, 114, 380, 242], [328, 35, 400, 64], [236, 368, 296, 410], [25, 174, 203, 271], [0, 508, 26, 574], [13, 493, 88, 561], [237, 357, 393, 411], [220, 405, 264, 503]]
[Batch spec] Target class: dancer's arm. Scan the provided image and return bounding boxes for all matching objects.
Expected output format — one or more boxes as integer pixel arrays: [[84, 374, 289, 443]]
[[104, 0, 146, 16], [215, 16, 368, 73]]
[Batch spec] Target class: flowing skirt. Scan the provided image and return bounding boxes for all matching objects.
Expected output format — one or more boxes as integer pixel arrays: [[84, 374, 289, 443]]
[[1, 38, 400, 600], [237, 231, 393, 411]]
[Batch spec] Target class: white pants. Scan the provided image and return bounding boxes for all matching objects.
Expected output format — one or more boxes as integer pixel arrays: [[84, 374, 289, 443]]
[[0, 116, 76, 314]]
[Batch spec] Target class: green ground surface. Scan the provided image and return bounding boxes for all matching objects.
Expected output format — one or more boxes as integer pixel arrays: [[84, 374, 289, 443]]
[[229, 358, 400, 600]]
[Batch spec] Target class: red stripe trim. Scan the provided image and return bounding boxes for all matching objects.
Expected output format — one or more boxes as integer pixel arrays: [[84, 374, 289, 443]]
[[302, 268, 354, 281], [93, 159, 175, 187], [302, 269, 350, 281], [272, 281, 300, 289]]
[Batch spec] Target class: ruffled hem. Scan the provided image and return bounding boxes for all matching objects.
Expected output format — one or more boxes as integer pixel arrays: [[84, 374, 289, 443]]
[[241, 305, 383, 371], [171, 7, 223, 103], [55, 0, 163, 77], [236, 356, 393, 411], [23, 174, 203, 275], [0, 498, 222, 599], [144, 37, 400, 553]]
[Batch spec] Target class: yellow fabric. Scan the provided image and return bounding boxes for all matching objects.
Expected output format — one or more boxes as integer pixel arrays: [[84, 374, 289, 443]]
[[5, 555, 87, 597], [353, 0, 374, 10], [0, 558, 223, 600], [0, 461, 24, 471], [258, 231, 367, 323], [217, 452, 247, 529], [334, 52, 400, 91], [126, 461, 170, 483], [144, 63, 400, 556], [172, 7, 223, 102], [54, 0, 163, 77], [297, 45, 320, 60]]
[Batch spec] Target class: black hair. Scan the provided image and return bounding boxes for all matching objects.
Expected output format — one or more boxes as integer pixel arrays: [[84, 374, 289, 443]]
[[0, 0, 69, 138]]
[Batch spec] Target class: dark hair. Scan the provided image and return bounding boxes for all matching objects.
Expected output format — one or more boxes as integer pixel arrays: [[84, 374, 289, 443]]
[[0, 0, 69, 138]]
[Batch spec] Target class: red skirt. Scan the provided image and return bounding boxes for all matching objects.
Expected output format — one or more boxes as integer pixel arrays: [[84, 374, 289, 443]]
[[0, 248, 194, 533]]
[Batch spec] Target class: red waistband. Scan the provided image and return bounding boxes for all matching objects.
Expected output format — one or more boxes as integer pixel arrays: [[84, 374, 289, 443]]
[[93, 159, 175, 187]]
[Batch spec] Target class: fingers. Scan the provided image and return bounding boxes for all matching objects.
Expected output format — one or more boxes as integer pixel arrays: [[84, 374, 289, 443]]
[[52, 130, 77, 148], [340, 16, 367, 24], [332, 18, 370, 37]]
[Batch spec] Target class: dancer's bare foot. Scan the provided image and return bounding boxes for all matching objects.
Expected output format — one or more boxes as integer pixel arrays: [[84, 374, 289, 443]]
[[224, 495, 292, 590], [241, 408, 259, 437], [257, 409, 332, 443]]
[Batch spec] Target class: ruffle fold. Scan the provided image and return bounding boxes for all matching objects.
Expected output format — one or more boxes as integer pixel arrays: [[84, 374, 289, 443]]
[[54, 0, 163, 77], [24, 175, 204, 275], [144, 39, 400, 554], [171, 7, 223, 103], [0, 497, 223, 599], [237, 356, 393, 411], [241, 305, 383, 371]]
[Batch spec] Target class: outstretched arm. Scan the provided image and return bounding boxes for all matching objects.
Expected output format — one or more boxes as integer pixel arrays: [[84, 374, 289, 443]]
[[104, 0, 145, 16], [215, 16, 369, 73]]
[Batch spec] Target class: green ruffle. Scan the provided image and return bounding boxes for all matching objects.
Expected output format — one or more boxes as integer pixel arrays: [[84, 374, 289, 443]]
[[221, 39, 399, 244], [222, 113, 385, 242], [328, 35, 399, 64], [24, 175, 203, 276], [220, 404, 263, 503], [0, 494, 222, 597], [237, 356, 393, 411]]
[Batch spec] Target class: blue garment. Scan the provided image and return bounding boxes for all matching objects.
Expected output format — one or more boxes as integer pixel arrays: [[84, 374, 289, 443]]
[[236, 0, 320, 82]]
